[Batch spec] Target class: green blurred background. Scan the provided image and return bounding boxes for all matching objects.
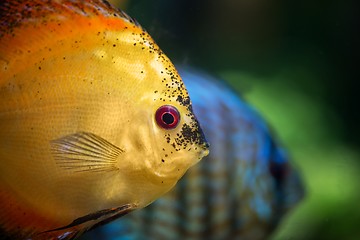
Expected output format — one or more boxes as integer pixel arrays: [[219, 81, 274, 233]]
[[111, 0, 359, 239]]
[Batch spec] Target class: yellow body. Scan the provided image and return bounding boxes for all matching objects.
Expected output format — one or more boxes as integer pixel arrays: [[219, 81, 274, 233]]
[[0, 0, 208, 238]]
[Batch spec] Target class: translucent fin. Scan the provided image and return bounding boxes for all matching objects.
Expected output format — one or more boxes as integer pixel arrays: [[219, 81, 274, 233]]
[[50, 132, 123, 172]]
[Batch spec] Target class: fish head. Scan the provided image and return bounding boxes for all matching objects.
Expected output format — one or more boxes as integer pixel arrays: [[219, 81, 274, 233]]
[[110, 42, 210, 184], [70, 17, 210, 186], [138, 65, 209, 181], [78, 27, 211, 206]]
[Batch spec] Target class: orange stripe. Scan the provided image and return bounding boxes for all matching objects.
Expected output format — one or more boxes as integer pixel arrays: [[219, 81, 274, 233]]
[[0, 0, 143, 62]]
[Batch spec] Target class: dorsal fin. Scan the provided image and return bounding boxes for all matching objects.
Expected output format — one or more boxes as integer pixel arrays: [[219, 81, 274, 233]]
[[0, 0, 144, 66], [0, 0, 142, 37]]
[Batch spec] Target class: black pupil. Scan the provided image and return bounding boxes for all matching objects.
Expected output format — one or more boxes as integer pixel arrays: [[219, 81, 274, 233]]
[[162, 112, 175, 125]]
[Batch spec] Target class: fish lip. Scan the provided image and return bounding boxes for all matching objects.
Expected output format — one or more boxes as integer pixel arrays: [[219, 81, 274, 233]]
[[191, 142, 209, 166], [200, 147, 209, 158], [201, 142, 210, 156]]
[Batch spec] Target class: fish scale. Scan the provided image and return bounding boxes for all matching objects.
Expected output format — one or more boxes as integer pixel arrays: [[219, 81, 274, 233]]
[[83, 67, 304, 240]]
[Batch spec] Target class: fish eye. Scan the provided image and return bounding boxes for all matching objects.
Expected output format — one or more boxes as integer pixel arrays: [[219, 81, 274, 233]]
[[155, 105, 180, 129]]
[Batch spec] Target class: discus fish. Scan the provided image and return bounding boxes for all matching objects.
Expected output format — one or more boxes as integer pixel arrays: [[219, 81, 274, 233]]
[[84, 67, 304, 240], [0, 1, 209, 239]]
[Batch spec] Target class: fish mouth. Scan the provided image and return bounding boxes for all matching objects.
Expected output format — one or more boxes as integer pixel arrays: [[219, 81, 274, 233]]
[[200, 146, 210, 158], [190, 141, 209, 167]]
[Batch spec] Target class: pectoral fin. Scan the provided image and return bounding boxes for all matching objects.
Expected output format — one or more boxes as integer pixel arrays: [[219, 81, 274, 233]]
[[50, 132, 124, 172]]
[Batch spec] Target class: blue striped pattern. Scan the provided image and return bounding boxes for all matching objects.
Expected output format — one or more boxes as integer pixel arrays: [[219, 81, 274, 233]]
[[82, 67, 304, 240]]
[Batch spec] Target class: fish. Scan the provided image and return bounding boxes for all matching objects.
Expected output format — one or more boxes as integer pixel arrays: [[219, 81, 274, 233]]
[[83, 67, 305, 240], [0, 1, 209, 239]]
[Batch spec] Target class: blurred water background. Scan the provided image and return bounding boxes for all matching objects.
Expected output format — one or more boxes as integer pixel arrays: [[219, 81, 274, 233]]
[[108, 1, 359, 239]]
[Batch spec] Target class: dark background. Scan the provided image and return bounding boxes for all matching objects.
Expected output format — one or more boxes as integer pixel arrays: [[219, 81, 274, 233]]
[[110, 1, 360, 239], [123, 0, 359, 147]]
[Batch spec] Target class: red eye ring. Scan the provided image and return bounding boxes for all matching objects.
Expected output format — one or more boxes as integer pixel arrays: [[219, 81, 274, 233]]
[[155, 105, 180, 129]]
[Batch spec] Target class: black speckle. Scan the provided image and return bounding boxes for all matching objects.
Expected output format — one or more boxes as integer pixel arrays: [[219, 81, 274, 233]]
[[176, 95, 190, 106], [178, 123, 207, 147]]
